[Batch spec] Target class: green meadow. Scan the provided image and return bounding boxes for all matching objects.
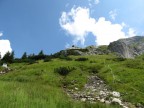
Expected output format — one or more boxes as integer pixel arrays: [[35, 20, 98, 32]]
[[0, 54, 144, 107]]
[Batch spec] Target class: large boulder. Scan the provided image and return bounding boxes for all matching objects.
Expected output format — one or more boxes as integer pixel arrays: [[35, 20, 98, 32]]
[[108, 36, 144, 58]]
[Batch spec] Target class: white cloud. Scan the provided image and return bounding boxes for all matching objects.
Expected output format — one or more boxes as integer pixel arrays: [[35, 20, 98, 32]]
[[0, 32, 3, 37], [127, 28, 136, 37], [60, 7, 95, 45], [59, 7, 136, 46], [92, 17, 126, 45], [0, 32, 12, 58], [109, 10, 117, 20], [121, 22, 127, 27]]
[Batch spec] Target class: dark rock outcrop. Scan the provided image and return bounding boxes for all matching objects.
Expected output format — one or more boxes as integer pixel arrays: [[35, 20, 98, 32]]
[[108, 36, 144, 58]]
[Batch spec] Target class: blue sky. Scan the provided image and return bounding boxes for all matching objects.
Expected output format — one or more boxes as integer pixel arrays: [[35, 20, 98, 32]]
[[0, 0, 144, 57]]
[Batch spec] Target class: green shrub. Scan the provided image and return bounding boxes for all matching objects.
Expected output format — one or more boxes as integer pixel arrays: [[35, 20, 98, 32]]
[[90, 60, 97, 63], [44, 57, 52, 62], [106, 57, 126, 62], [54, 66, 75, 76], [59, 55, 73, 61], [125, 59, 144, 69], [27, 59, 36, 65], [75, 57, 88, 61], [88, 65, 103, 73], [113, 57, 126, 61]]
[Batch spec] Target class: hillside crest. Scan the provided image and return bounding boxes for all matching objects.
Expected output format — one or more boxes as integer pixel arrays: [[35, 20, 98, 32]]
[[59, 36, 144, 58]]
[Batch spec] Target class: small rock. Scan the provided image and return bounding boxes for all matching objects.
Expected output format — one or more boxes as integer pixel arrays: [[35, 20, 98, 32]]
[[100, 99, 105, 103], [136, 103, 144, 108], [92, 89, 96, 92], [88, 98, 95, 101], [112, 91, 120, 97], [75, 87, 78, 90], [81, 98, 86, 102], [112, 98, 122, 105], [122, 106, 128, 108], [105, 101, 111, 104], [86, 95, 91, 98], [99, 91, 107, 97], [95, 96, 100, 100], [104, 88, 107, 91], [73, 93, 78, 97], [100, 91, 105, 95], [100, 81, 103, 83]]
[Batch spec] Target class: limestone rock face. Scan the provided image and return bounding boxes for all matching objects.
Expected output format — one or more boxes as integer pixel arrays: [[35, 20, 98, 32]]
[[108, 36, 144, 58]]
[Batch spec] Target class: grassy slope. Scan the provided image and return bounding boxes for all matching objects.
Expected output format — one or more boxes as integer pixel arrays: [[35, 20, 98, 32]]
[[0, 54, 144, 107], [0, 57, 115, 108]]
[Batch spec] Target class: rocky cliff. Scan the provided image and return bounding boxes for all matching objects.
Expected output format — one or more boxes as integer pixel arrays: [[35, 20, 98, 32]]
[[108, 36, 144, 58], [54, 36, 144, 58]]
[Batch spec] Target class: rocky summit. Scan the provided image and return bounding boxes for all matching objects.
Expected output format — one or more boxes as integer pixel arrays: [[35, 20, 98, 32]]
[[55, 36, 144, 58], [108, 36, 144, 58]]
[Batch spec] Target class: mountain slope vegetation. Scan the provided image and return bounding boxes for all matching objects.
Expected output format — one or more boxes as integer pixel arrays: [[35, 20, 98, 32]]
[[0, 52, 144, 107]]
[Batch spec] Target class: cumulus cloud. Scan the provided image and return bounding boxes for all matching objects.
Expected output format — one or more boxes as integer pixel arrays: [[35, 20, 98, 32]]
[[0, 32, 12, 58], [127, 28, 136, 37], [109, 9, 117, 20], [59, 7, 136, 46], [92, 17, 127, 45], [60, 7, 95, 45]]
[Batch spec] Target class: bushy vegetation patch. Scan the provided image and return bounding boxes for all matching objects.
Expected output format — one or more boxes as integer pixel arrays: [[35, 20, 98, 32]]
[[113, 57, 126, 62], [58, 55, 73, 61], [106, 57, 126, 62], [124, 59, 144, 69], [75, 57, 88, 61], [90, 60, 97, 63], [54, 66, 76, 76], [88, 65, 103, 74], [44, 57, 52, 62]]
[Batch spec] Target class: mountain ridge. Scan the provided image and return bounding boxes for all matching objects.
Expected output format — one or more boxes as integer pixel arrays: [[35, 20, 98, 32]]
[[58, 36, 144, 58]]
